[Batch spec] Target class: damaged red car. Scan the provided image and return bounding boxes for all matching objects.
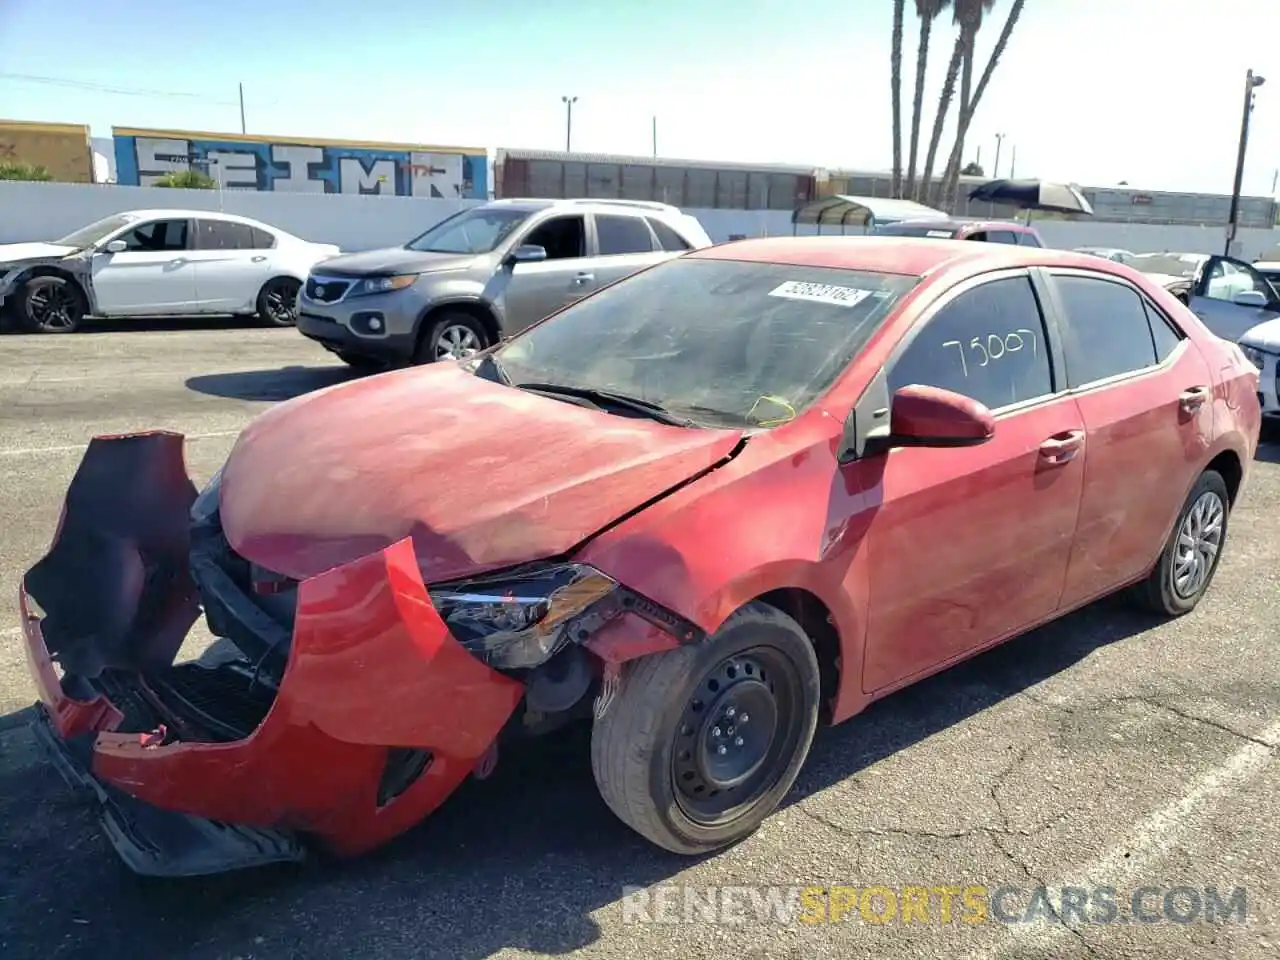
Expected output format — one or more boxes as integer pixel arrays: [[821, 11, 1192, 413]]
[[19, 237, 1260, 877]]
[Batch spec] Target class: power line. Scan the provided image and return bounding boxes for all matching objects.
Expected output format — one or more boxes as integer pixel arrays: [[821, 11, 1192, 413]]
[[0, 71, 238, 105]]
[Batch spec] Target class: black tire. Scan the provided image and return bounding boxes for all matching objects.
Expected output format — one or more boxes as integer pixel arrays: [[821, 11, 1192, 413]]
[[591, 601, 821, 855], [413, 311, 488, 364], [1131, 469, 1230, 616], [335, 351, 386, 372], [256, 277, 301, 327], [16, 276, 87, 334]]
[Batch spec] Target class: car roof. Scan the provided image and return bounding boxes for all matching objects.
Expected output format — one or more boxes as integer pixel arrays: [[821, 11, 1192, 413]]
[[482, 198, 688, 217], [885, 217, 1036, 232], [112, 209, 279, 230], [690, 235, 1141, 279]]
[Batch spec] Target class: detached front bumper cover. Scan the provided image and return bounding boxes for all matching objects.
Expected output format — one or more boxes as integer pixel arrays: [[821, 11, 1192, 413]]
[[18, 431, 525, 877]]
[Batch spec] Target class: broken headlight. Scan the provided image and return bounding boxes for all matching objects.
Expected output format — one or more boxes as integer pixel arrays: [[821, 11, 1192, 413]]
[[428, 563, 619, 671], [191, 466, 224, 524]]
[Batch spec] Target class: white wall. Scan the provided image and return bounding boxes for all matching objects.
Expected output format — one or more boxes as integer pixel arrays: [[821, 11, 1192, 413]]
[[2, 180, 1277, 261]]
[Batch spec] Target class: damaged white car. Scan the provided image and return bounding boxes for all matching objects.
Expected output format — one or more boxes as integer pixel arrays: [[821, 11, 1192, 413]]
[[0, 210, 340, 333]]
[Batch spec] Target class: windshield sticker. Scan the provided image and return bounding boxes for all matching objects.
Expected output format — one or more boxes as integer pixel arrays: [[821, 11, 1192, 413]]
[[768, 281, 874, 308], [926, 230, 954, 238]]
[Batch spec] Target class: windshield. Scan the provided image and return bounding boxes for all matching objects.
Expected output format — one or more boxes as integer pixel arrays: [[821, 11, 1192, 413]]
[[1128, 252, 1205, 279], [55, 213, 140, 248], [870, 223, 960, 238], [405, 207, 530, 254], [489, 258, 920, 428]]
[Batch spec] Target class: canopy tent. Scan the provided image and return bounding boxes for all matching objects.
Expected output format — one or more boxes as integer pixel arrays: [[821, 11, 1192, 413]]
[[967, 179, 1095, 216], [790, 195, 949, 234]]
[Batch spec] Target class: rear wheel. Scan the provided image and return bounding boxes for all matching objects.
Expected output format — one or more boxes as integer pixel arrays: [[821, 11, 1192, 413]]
[[1132, 470, 1230, 616], [591, 602, 821, 855], [256, 277, 301, 327], [17, 276, 87, 333], [413, 312, 487, 364]]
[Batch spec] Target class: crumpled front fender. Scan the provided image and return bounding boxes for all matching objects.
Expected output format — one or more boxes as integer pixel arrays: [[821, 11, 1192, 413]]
[[91, 536, 526, 853], [21, 432, 526, 858]]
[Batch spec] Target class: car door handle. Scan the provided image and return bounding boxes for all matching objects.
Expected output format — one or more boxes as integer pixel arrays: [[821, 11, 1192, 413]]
[[573, 272, 594, 285], [1179, 385, 1212, 412], [1038, 430, 1085, 465], [251, 255, 267, 262]]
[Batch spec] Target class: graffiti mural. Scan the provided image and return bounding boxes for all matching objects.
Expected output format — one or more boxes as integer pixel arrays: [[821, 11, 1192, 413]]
[[111, 127, 488, 199]]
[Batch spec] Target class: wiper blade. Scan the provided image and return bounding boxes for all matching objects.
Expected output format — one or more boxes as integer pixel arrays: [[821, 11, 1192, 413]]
[[515, 382, 694, 426]]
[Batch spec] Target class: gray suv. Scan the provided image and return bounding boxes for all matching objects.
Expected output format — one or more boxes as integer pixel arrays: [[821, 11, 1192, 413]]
[[296, 198, 712, 367]]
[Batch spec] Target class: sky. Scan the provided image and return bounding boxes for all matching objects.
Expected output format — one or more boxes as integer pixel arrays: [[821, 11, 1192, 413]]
[[0, 0, 1277, 196]]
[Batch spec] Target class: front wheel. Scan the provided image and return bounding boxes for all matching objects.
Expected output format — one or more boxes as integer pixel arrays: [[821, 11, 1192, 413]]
[[256, 277, 301, 327], [413, 312, 488, 364], [1131, 469, 1230, 616], [17, 276, 87, 333], [591, 602, 821, 855]]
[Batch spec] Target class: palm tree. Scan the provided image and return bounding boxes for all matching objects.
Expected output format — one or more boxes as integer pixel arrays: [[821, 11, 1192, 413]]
[[890, 0, 906, 197], [939, 0, 1026, 210], [915, 18, 965, 203], [927, 0, 993, 208], [904, 0, 951, 201]]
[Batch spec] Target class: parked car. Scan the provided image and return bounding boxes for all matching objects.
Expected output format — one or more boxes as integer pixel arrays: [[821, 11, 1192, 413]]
[[1252, 259, 1280, 292], [0, 210, 340, 333], [869, 217, 1045, 246], [20, 239, 1259, 877], [1074, 246, 1137, 265], [1128, 252, 1280, 339], [296, 198, 712, 369]]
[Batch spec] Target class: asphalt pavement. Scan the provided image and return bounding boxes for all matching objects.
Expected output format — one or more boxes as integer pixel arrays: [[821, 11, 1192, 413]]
[[0, 321, 1277, 960]]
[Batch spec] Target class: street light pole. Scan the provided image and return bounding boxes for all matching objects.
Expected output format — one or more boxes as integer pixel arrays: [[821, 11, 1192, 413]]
[[993, 133, 1006, 178], [1225, 69, 1266, 256], [561, 95, 578, 152]]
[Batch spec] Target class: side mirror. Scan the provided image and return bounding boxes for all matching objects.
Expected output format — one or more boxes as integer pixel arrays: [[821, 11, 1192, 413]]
[[507, 244, 547, 265], [104, 239, 127, 254], [1233, 289, 1269, 308], [888, 384, 995, 448]]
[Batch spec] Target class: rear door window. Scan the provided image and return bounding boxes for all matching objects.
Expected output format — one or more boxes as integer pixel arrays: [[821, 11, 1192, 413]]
[[987, 231, 1019, 244], [1016, 232, 1042, 247], [196, 219, 257, 251], [1054, 275, 1159, 386], [888, 275, 1054, 410], [595, 214, 657, 255]]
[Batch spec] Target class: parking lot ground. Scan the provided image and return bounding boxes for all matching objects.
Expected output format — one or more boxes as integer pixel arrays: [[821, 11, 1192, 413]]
[[1, 324, 1278, 960]]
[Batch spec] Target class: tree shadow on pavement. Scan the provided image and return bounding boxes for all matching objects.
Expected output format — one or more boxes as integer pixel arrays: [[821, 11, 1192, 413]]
[[185, 365, 362, 402], [0, 594, 1159, 960]]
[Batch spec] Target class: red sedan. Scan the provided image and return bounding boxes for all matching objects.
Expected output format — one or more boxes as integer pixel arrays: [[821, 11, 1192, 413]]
[[18, 237, 1261, 876]]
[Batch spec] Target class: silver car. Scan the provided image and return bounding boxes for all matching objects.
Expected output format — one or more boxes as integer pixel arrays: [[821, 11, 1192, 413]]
[[296, 198, 712, 367]]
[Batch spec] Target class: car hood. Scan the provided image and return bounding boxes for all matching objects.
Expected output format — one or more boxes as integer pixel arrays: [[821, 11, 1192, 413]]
[[0, 241, 76, 265], [311, 246, 477, 277], [1240, 316, 1280, 353], [218, 364, 743, 583]]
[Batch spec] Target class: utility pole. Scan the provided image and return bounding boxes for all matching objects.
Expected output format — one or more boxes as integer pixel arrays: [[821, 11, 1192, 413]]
[[1009, 144, 1017, 179], [1226, 68, 1266, 256], [238, 82, 246, 134], [652, 116, 657, 157], [561, 95, 578, 152], [993, 133, 1006, 178]]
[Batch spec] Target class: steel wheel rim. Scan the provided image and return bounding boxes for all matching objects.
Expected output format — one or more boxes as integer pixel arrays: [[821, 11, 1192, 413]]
[[435, 324, 481, 360], [671, 647, 805, 826], [265, 283, 298, 324], [1171, 490, 1224, 599], [29, 286, 77, 330]]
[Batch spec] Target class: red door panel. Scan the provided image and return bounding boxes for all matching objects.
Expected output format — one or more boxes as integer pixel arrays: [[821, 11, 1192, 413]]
[[1059, 342, 1214, 607], [861, 394, 1086, 693]]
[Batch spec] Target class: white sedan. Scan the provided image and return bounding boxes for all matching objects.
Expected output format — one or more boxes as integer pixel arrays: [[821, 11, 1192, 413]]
[[0, 209, 340, 333]]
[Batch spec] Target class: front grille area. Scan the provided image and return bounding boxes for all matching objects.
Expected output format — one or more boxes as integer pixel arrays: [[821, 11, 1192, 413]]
[[305, 277, 352, 303]]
